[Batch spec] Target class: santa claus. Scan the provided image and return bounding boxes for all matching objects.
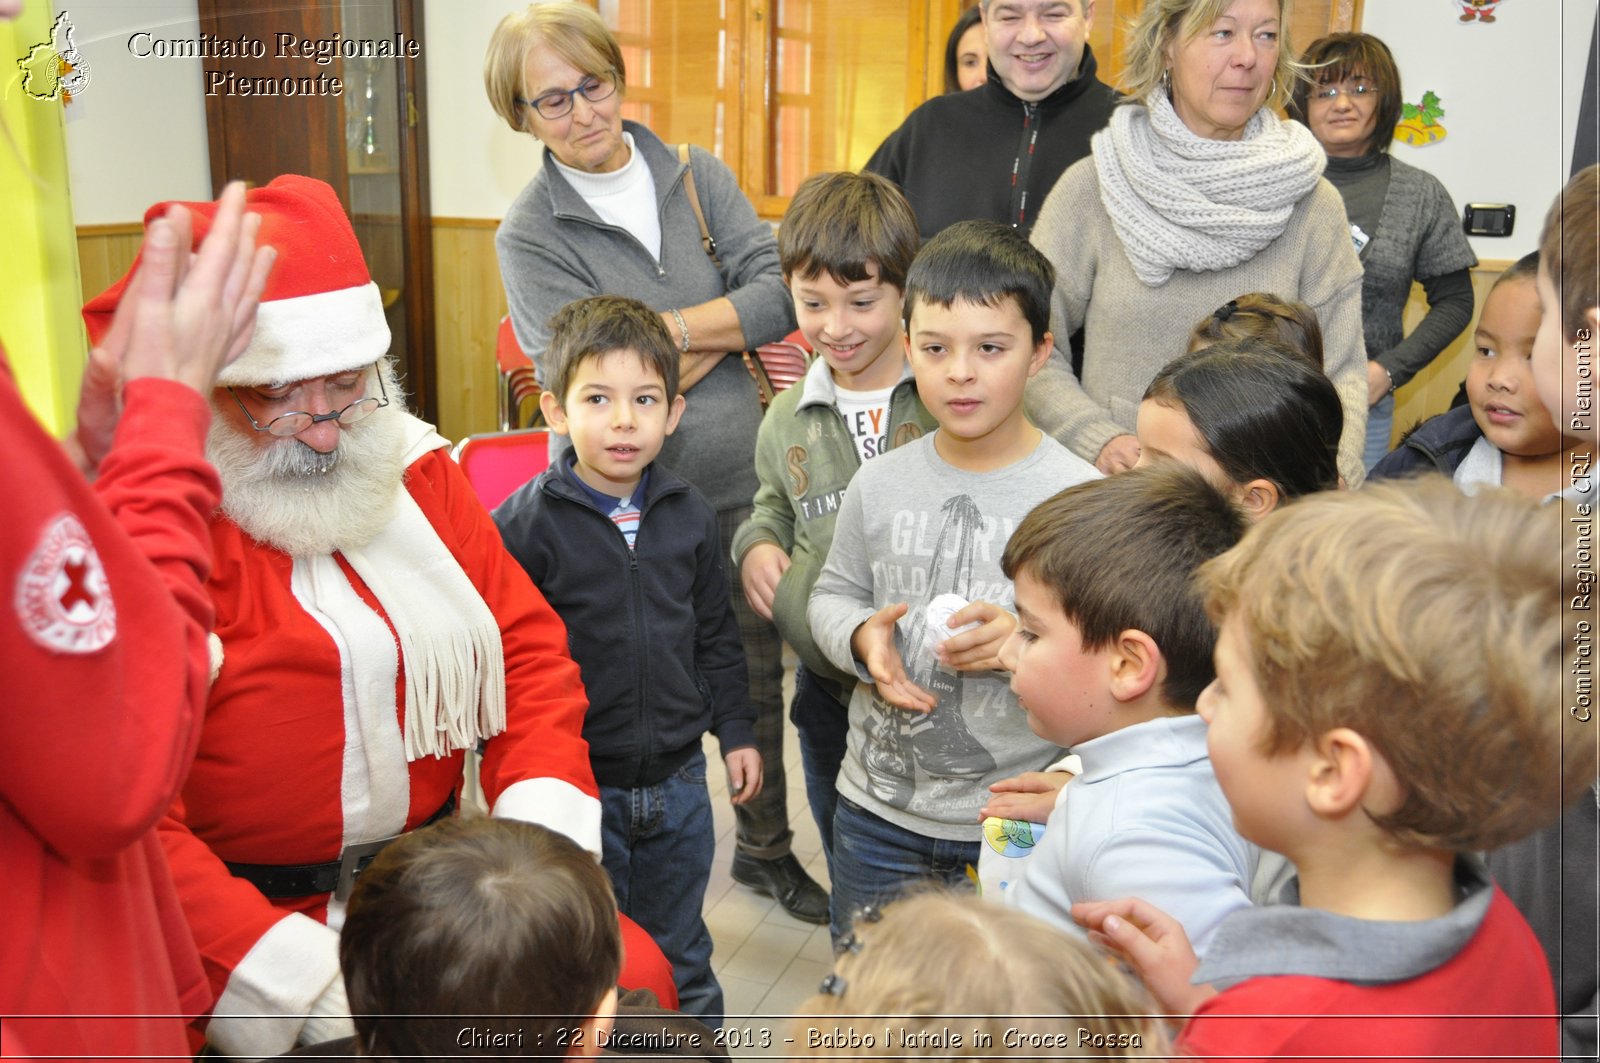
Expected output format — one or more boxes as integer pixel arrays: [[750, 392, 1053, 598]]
[[83, 175, 672, 1058]]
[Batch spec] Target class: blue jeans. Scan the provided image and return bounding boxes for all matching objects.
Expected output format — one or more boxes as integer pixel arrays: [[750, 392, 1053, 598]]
[[599, 749, 723, 1026], [1364, 392, 1396, 471], [829, 794, 979, 942], [791, 664, 850, 873]]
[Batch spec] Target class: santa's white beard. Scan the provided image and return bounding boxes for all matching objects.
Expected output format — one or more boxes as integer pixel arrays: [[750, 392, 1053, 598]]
[[208, 393, 408, 557]]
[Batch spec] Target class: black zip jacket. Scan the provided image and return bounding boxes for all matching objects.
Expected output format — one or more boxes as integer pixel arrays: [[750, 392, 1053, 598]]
[[493, 457, 755, 788], [864, 46, 1119, 240]]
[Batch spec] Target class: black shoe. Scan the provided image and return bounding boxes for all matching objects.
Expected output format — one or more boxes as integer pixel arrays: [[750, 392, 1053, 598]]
[[731, 851, 830, 924]]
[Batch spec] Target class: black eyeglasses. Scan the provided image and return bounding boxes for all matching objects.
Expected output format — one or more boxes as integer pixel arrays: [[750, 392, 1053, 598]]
[[516, 71, 617, 120], [229, 369, 389, 438]]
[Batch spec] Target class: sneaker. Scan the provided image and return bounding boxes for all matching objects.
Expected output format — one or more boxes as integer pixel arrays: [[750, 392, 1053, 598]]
[[730, 850, 830, 924]]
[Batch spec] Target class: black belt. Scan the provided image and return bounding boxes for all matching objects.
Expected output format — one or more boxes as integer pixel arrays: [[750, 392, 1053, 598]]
[[224, 794, 456, 901]]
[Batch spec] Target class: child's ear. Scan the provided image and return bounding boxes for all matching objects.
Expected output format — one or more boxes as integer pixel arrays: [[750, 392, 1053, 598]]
[[1107, 628, 1163, 703], [1305, 727, 1378, 819], [1027, 331, 1055, 378], [540, 391, 570, 436], [1234, 478, 1281, 521], [663, 392, 687, 435]]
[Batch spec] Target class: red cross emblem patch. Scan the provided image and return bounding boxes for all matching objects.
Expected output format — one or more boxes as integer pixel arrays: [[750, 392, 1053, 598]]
[[16, 513, 117, 654]]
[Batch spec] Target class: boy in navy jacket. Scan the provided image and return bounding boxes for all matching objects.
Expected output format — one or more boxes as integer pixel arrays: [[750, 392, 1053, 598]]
[[495, 295, 759, 1027]]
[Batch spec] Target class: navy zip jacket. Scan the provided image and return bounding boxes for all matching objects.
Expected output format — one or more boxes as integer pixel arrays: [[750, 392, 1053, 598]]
[[864, 46, 1119, 241], [493, 456, 755, 789], [1369, 405, 1481, 482]]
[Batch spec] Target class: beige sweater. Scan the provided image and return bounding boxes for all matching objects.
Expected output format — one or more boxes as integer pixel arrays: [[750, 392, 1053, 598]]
[[1026, 159, 1369, 485]]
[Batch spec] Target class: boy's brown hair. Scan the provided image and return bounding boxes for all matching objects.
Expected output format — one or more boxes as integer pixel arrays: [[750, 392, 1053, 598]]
[[780, 171, 921, 292], [1002, 463, 1249, 710], [545, 294, 680, 404], [341, 817, 621, 1060], [1188, 292, 1325, 369], [1199, 476, 1595, 852], [1540, 163, 1600, 341]]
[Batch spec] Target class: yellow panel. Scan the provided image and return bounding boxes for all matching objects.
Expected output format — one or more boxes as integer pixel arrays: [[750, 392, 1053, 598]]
[[0, 1, 86, 436]]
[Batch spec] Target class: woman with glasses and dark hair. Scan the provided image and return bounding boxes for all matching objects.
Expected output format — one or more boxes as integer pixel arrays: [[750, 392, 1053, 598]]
[[482, 0, 825, 1001], [1288, 32, 1476, 469]]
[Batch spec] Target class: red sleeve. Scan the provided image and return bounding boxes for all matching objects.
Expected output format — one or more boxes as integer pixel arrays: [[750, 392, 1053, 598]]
[[2, 368, 219, 857], [407, 449, 598, 805]]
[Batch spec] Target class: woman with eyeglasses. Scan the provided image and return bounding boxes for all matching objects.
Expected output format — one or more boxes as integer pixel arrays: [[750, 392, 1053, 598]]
[[1288, 32, 1477, 469], [483, 0, 820, 1021], [1025, 0, 1369, 486]]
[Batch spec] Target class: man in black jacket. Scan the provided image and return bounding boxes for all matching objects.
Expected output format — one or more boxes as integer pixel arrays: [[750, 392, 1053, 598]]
[[866, 0, 1117, 241]]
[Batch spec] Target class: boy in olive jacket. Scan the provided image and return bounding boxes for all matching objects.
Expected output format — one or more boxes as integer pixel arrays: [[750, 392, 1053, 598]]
[[732, 173, 936, 868]]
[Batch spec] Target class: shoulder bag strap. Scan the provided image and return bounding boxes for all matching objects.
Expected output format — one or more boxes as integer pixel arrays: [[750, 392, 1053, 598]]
[[677, 144, 723, 271]]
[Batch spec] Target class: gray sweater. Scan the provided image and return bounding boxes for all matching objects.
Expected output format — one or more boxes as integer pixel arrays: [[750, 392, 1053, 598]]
[[1324, 153, 1477, 390], [1025, 159, 1370, 485], [807, 433, 1100, 840], [495, 121, 796, 512]]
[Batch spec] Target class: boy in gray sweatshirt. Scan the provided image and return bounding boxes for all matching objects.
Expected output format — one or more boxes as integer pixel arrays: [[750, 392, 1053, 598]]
[[807, 220, 1099, 939]]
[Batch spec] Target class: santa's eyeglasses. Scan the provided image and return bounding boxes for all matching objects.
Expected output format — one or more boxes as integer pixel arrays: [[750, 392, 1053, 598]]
[[229, 369, 390, 438]]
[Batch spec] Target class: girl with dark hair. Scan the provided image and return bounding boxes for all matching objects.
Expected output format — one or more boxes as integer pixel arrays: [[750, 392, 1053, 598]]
[[1137, 338, 1344, 520], [942, 6, 986, 94], [1289, 32, 1477, 469]]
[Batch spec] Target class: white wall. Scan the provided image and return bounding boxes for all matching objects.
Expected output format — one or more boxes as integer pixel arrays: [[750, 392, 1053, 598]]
[[1361, 0, 1598, 262], [62, 0, 212, 225], [63, 0, 1599, 234], [422, 1, 543, 219]]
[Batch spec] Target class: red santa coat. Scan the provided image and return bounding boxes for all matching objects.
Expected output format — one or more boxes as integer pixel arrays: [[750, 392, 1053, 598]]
[[2, 356, 218, 1063], [160, 436, 615, 1054]]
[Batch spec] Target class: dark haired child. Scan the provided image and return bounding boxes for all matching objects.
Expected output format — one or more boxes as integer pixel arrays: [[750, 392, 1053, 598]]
[[338, 817, 722, 1063], [734, 171, 937, 879], [995, 464, 1256, 954], [1138, 337, 1343, 519], [1076, 478, 1591, 1060], [807, 219, 1098, 939], [1372, 253, 1587, 503], [494, 295, 758, 1025]]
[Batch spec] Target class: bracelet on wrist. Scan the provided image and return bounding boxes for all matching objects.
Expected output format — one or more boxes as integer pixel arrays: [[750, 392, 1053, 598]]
[[670, 308, 691, 353]]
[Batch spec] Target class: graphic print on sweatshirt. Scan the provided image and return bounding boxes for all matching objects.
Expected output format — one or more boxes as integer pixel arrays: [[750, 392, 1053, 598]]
[[862, 494, 1019, 811]]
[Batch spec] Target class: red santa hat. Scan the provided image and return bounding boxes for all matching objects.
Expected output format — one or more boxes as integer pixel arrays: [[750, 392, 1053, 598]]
[[82, 174, 390, 387]]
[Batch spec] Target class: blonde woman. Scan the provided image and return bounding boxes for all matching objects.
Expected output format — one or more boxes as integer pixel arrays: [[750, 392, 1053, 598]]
[[1026, 0, 1368, 485]]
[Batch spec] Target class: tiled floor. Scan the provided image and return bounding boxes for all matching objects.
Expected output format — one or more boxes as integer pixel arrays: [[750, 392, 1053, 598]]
[[700, 665, 834, 1048]]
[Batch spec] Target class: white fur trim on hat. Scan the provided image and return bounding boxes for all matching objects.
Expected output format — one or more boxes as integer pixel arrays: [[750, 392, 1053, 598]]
[[219, 282, 391, 387]]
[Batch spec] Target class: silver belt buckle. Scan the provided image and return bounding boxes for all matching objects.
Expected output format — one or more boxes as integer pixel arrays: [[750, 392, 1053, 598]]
[[334, 834, 399, 902]]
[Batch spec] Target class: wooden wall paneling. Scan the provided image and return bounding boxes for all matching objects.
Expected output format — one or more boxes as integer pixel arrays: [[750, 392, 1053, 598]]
[[75, 224, 144, 303], [429, 219, 504, 444]]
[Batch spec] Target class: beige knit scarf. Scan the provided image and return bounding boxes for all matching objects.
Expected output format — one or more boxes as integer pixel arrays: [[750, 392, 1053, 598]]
[[1093, 92, 1326, 286]]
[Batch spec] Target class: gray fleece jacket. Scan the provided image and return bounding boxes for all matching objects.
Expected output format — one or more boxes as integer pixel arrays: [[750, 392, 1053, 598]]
[[495, 121, 796, 512]]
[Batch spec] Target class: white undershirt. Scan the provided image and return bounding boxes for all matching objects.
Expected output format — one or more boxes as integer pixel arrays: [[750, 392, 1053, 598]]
[[551, 132, 662, 261], [833, 383, 898, 465]]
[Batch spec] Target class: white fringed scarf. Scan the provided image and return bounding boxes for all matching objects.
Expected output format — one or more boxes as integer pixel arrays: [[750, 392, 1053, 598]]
[[1093, 93, 1327, 286], [317, 416, 507, 762]]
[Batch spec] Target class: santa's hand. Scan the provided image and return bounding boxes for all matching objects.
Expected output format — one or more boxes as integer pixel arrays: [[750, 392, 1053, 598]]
[[851, 603, 937, 712]]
